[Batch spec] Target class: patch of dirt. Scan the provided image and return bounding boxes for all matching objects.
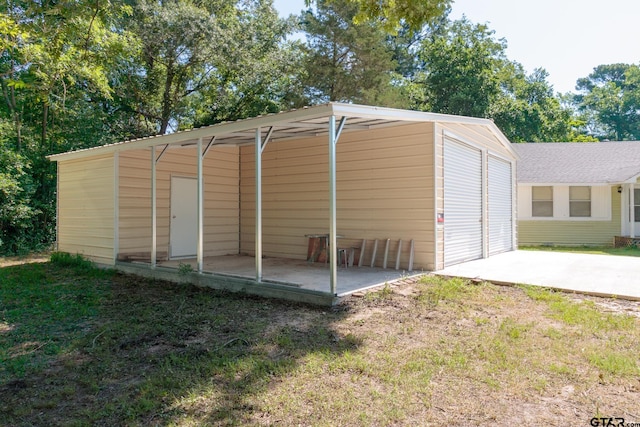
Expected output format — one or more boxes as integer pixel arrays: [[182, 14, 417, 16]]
[[571, 295, 640, 318], [0, 252, 50, 267]]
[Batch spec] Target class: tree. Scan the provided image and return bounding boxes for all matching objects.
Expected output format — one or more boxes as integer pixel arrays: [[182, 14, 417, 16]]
[[310, 0, 452, 33], [190, 0, 306, 126], [301, 0, 406, 107], [122, 0, 300, 133], [0, 0, 132, 149], [0, 0, 133, 253], [0, 119, 37, 255], [572, 63, 640, 140], [414, 18, 575, 142], [415, 18, 506, 117], [490, 67, 573, 142], [123, 0, 235, 134]]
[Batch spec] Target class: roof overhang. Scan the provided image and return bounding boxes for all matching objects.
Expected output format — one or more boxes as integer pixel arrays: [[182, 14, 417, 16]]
[[517, 182, 614, 186], [48, 102, 514, 162]]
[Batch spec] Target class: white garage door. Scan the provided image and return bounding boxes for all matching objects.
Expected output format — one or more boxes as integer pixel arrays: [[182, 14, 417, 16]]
[[444, 139, 483, 266], [488, 156, 513, 255]]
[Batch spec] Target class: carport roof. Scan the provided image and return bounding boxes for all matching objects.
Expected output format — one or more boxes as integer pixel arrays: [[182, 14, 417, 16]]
[[514, 141, 640, 184], [48, 102, 514, 162]]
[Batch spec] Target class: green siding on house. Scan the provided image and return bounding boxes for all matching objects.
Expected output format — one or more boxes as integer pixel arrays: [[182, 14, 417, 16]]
[[518, 187, 621, 246]]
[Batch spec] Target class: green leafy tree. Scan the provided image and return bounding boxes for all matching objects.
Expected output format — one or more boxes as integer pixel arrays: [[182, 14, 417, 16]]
[[0, 120, 37, 255], [124, 0, 237, 134], [190, 0, 305, 126], [415, 18, 575, 142], [0, 0, 133, 253], [415, 18, 506, 117], [301, 0, 407, 107], [309, 0, 452, 33], [573, 63, 640, 140], [491, 67, 573, 142], [123, 0, 299, 132]]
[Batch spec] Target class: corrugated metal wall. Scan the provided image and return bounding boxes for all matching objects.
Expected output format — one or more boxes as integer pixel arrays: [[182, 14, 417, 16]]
[[518, 186, 621, 246], [435, 123, 517, 269], [240, 123, 436, 270], [443, 139, 483, 266], [488, 156, 513, 255], [118, 146, 239, 258], [57, 154, 115, 265]]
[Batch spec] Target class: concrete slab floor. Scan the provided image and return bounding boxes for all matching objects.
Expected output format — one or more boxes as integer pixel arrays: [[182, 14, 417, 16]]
[[160, 255, 419, 296], [436, 250, 640, 301]]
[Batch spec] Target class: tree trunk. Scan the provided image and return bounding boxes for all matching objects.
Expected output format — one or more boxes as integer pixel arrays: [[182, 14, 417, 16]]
[[160, 62, 175, 135], [1, 79, 22, 151], [42, 102, 49, 149]]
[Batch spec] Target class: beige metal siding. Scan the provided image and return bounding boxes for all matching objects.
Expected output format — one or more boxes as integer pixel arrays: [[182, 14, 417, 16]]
[[240, 123, 436, 270], [118, 146, 239, 258], [438, 122, 514, 159], [518, 186, 621, 246], [433, 124, 517, 269], [57, 155, 115, 265]]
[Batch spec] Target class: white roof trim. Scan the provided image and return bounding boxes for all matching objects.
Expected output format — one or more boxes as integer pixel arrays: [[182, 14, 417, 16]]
[[49, 103, 515, 162], [518, 182, 615, 187]]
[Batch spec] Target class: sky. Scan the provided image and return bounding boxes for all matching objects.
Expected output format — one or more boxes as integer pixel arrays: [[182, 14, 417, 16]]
[[272, 0, 640, 94]]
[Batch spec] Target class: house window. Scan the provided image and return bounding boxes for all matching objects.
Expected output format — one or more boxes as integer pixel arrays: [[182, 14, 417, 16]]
[[532, 186, 553, 217], [570, 186, 591, 217], [635, 189, 640, 222]]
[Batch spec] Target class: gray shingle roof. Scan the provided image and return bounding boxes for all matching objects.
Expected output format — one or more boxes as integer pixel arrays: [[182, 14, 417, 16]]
[[513, 142, 640, 184]]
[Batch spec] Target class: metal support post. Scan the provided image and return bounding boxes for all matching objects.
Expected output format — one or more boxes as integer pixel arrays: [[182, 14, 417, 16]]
[[151, 146, 157, 268], [197, 137, 204, 272], [255, 128, 263, 282], [329, 116, 338, 294]]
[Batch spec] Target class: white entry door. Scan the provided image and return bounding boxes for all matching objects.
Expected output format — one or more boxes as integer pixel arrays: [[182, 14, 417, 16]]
[[170, 176, 197, 258], [444, 139, 483, 267]]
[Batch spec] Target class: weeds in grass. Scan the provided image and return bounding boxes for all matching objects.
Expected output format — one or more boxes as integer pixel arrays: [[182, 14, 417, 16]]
[[587, 352, 640, 376], [498, 317, 532, 340], [177, 262, 194, 276], [415, 275, 480, 306], [522, 285, 635, 332], [50, 252, 94, 270], [364, 282, 393, 301]]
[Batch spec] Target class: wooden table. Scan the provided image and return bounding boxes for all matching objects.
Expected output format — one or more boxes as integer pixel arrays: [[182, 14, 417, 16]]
[[305, 234, 344, 263]]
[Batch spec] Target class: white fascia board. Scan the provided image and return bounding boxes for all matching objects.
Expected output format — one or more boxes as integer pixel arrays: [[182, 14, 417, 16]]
[[518, 182, 613, 187], [48, 102, 516, 163], [620, 172, 640, 184], [331, 102, 492, 126], [48, 105, 336, 162]]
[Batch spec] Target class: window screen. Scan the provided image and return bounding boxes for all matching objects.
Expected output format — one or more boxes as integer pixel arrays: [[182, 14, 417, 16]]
[[570, 186, 591, 217], [532, 186, 553, 217], [635, 189, 640, 223]]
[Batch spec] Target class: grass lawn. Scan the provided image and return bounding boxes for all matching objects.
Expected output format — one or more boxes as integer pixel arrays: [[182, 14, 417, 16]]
[[520, 245, 640, 257], [1, 254, 639, 425]]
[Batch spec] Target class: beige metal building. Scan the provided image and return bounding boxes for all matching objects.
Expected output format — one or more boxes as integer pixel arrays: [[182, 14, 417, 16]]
[[49, 103, 517, 304]]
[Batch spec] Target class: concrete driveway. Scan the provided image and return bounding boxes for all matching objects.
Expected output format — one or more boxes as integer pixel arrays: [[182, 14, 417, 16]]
[[435, 250, 640, 300]]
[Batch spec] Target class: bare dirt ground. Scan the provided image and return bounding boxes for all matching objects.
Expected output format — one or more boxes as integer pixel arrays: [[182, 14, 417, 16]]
[[0, 252, 50, 268]]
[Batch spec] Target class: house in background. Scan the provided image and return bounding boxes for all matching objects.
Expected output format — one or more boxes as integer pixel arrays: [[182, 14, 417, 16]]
[[514, 141, 640, 247], [48, 103, 517, 305]]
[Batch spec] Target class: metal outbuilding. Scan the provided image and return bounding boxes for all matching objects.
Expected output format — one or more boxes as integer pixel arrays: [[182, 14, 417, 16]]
[[49, 103, 517, 304]]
